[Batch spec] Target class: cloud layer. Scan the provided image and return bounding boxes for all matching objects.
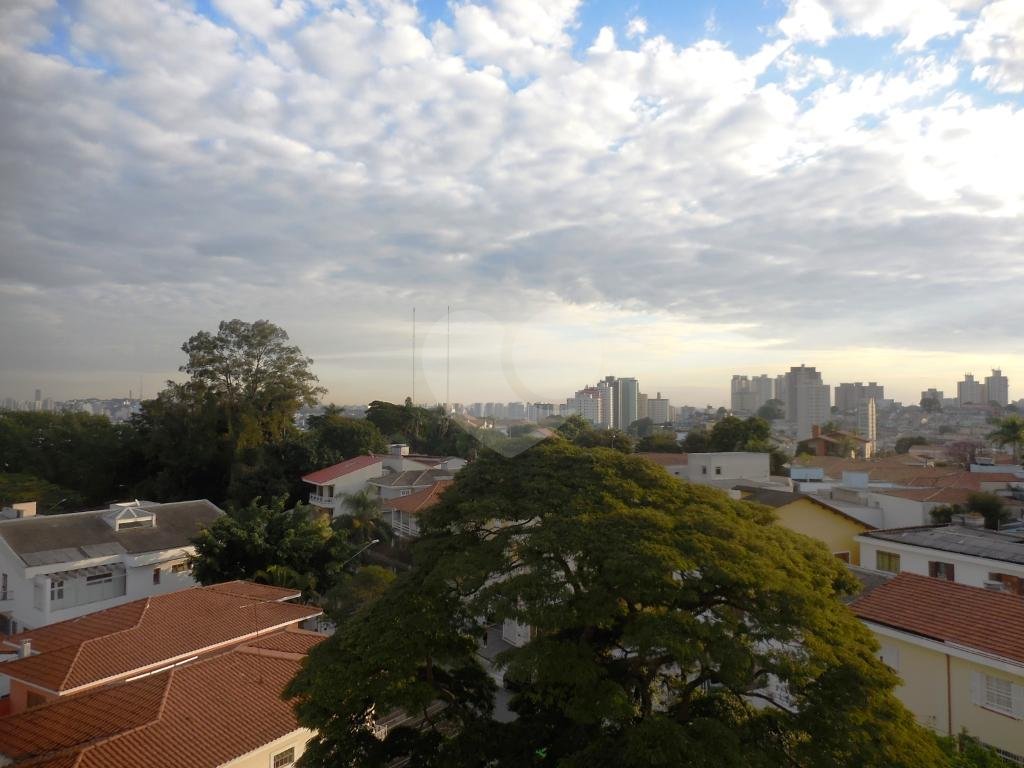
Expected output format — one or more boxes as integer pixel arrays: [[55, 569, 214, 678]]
[[0, 0, 1022, 404]]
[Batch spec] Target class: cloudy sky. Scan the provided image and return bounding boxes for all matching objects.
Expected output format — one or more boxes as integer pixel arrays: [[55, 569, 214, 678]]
[[1, 0, 1022, 407]]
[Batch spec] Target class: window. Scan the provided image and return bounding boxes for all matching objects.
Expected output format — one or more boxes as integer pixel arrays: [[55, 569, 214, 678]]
[[701, 466, 708, 475], [876, 551, 900, 573], [86, 572, 113, 586], [116, 518, 153, 530], [327, 485, 334, 498], [714, 466, 722, 475], [989, 572, 1024, 595], [834, 551, 850, 563], [171, 562, 189, 574], [928, 561, 955, 581], [1, 572, 7, 600], [983, 674, 1014, 715], [153, 567, 161, 585], [50, 579, 64, 601], [272, 747, 295, 767]]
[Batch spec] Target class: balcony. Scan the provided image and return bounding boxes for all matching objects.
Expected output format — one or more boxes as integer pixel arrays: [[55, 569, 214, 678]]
[[308, 493, 335, 508]]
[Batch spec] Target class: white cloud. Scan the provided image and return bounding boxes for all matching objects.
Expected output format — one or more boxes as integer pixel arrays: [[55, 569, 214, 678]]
[[962, 0, 1024, 93], [212, 0, 307, 38], [626, 16, 647, 39], [0, 0, 1022, 403]]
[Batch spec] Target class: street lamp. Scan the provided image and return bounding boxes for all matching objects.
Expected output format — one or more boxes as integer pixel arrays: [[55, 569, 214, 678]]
[[339, 538, 381, 570]]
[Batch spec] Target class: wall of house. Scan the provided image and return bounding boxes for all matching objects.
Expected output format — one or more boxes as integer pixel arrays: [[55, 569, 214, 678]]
[[686, 453, 769, 484], [308, 462, 385, 518], [880, 635, 950, 734], [865, 493, 929, 528], [856, 538, 1024, 588], [6, 679, 56, 715], [772, 499, 870, 565], [217, 728, 314, 768], [951, 658, 1024, 759]]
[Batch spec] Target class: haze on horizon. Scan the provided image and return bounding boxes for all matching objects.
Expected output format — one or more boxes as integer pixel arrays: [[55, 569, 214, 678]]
[[1, 0, 1022, 408]]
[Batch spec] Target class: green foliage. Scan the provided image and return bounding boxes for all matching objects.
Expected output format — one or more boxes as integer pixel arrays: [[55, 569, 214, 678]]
[[987, 414, 1024, 463], [189, 497, 348, 597], [323, 565, 397, 622], [0, 410, 137, 509], [966, 492, 1011, 530], [929, 504, 965, 525], [920, 397, 942, 413], [0, 472, 82, 512], [756, 399, 785, 421], [366, 401, 475, 458], [636, 432, 683, 453], [682, 417, 774, 456], [333, 490, 394, 546], [288, 442, 945, 768], [306, 407, 387, 465], [555, 415, 635, 453], [935, 732, 1009, 767], [895, 436, 928, 454], [627, 417, 655, 438]]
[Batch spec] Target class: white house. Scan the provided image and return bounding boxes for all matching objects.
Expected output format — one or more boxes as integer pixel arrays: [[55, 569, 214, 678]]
[[686, 452, 772, 487], [0, 499, 223, 636], [381, 480, 453, 539], [369, 468, 458, 501], [302, 455, 385, 518], [857, 524, 1024, 594]]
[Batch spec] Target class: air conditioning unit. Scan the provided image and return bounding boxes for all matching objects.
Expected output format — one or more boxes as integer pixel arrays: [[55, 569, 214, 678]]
[[983, 580, 1006, 592]]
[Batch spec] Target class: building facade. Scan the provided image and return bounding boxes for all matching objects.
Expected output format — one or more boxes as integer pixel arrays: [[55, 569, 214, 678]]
[[784, 365, 831, 441]]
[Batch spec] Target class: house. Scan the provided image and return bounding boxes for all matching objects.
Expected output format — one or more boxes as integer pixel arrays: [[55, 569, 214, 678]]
[[685, 452, 773, 488], [736, 487, 875, 565], [0, 499, 224, 635], [796, 425, 870, 458], [381, 443, 467, 474], [851, 574, 1024, 761], [382, 480, 453, 539], [302, 455, 385, 518], [0, 627, 324, 768], [369, 468, 456, 501], [0, 580, 321, 715], [636, 452, 689, 479], [857, 525, 1024, 593]]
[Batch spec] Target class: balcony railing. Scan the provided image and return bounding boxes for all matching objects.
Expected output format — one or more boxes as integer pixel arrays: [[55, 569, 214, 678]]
[[308, 493, 335, 507]]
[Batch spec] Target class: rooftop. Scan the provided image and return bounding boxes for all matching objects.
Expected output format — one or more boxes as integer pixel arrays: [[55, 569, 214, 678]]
[[862, 524, 1024, 565], [736, 486, 875, 528], [0, 500, 223, 567], [851, 572, 1024, 665], [382, 480, 453, 515], [0, 629, 323, 768], [370, 468, 454, 489], [0, 581, 318, 694], [301, 454, 382, 485]]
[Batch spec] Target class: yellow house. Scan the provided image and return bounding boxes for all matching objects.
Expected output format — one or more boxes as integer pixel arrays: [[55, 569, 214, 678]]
[[737, 487, 875, 565], [853, 573, 1024, 762]]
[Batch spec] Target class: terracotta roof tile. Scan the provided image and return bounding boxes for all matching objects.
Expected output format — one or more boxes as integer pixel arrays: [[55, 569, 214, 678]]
[[0, 631, 324, 768], [205, 580, 301, 602], [382, 480, 453, 515], [2, 584, 320, 694], [301, 455, 382, 484], [851, 572, 1024, 664]]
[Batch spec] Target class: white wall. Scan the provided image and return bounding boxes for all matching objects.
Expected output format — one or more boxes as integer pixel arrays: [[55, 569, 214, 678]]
[[686, 452, 770, 484], [857, 537, 1024, 588]]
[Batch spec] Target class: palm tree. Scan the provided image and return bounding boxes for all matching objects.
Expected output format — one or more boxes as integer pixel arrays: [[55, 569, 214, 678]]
[[253, 563, 315, 593], [988, 415, 1024, 464], [334, 489, 393, 546]]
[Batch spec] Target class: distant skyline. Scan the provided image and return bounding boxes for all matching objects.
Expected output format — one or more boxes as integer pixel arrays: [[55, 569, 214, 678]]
[[2, 1, 1022, 406]]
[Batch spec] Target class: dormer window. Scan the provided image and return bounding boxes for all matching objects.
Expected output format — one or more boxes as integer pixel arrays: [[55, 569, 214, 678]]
[[116, 517, 154, 530], [104, 505, 157, 531]]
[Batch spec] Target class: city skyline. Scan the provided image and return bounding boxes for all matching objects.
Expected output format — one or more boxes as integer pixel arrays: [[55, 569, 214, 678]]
[[2, 1, 1023, 407]]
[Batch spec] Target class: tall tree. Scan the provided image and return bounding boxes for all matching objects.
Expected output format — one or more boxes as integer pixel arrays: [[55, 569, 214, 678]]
[[333, 489, 393, 547], [288, 443, 945, 768], [987, 414, 1024, 463]]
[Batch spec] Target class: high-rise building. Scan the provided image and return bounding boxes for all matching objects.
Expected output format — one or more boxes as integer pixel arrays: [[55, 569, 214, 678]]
[[834, 382, 884, 413], [857, 398, 877, 459], [985, 369, 1009, 407], [730, 374, 775, 414], [34, 389, 41, 402], [784, 365, 831, 440], [957, 374, 985, 406], [636, 393, 648, 421], [647, 392, 671, 424], [920, 388, 944, 404], [617, 377, 640, 430]]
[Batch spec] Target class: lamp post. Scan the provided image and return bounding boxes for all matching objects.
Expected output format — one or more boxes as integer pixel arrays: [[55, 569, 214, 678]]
[[339, 538, 381, 571]]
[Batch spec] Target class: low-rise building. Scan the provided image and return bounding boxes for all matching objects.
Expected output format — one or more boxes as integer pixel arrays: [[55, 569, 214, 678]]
[[369, 468, 456, 501], [852, 574, 1024, 761], [857, 525, 1024, 593], [302, 455, 385, 518], [0, 580, 320, 715], [686, 452, 771, 487], [0, 499, 223, 635], [0, 626, 323, 767], [382, 480, 453, 539]]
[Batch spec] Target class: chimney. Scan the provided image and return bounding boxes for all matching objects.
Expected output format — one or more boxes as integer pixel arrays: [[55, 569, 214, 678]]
[[19, 639, 32, 658], [812, 424, 821, 438]]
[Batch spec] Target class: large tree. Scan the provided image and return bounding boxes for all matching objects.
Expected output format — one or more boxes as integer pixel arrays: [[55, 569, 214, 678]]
[[287, 442, 944, 767], [988, 414, 1024, 463]]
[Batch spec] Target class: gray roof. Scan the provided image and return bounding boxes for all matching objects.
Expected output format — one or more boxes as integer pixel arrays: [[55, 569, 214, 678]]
[[842, 566, 893, 603], [863, 524, 1024, 565], [370, 469, 453, 488], [0, 500, 224, 567]]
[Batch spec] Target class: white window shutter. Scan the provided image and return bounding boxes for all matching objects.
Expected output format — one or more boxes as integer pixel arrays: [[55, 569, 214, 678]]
[[1012, 682, 1024, 719], [970, 671, 982, 706]]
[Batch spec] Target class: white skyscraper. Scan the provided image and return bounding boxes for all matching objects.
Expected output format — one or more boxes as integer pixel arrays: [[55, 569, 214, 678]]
[[957, 373, 985, 406], [857, 398, 877, 459], [985, 369, 1009, 407]]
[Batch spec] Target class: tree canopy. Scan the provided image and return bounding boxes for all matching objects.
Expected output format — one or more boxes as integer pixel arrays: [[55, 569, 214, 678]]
[[987, 414, 1024, 463], [287, 442, 944, 768]]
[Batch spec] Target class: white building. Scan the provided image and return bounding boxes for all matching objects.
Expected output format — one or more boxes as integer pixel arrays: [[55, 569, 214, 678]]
[[0, 499, 223, 635], [986, 369, 1010, 407], [958, 373, 986, 406], [647, 392, 671, 424], [857, 398, 877, 459], [856, 525, 1024, 593], [686, 452, 771, 486], [303, 455, 386, 518]]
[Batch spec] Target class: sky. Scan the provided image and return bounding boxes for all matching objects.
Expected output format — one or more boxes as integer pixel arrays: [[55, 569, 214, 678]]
[[1, 0, 1023, 408]]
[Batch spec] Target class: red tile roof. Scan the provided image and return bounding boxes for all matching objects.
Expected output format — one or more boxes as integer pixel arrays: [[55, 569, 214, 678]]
[[205, 580, 302, 602], [872, 487, 974, 505], [636, 452, 689, 467], [0, 630, 324, 768], [851, 572, 1024, 664], [301, 455, 382, 484], [1, 583, 320, 695], [382, 480, 453, 515]]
